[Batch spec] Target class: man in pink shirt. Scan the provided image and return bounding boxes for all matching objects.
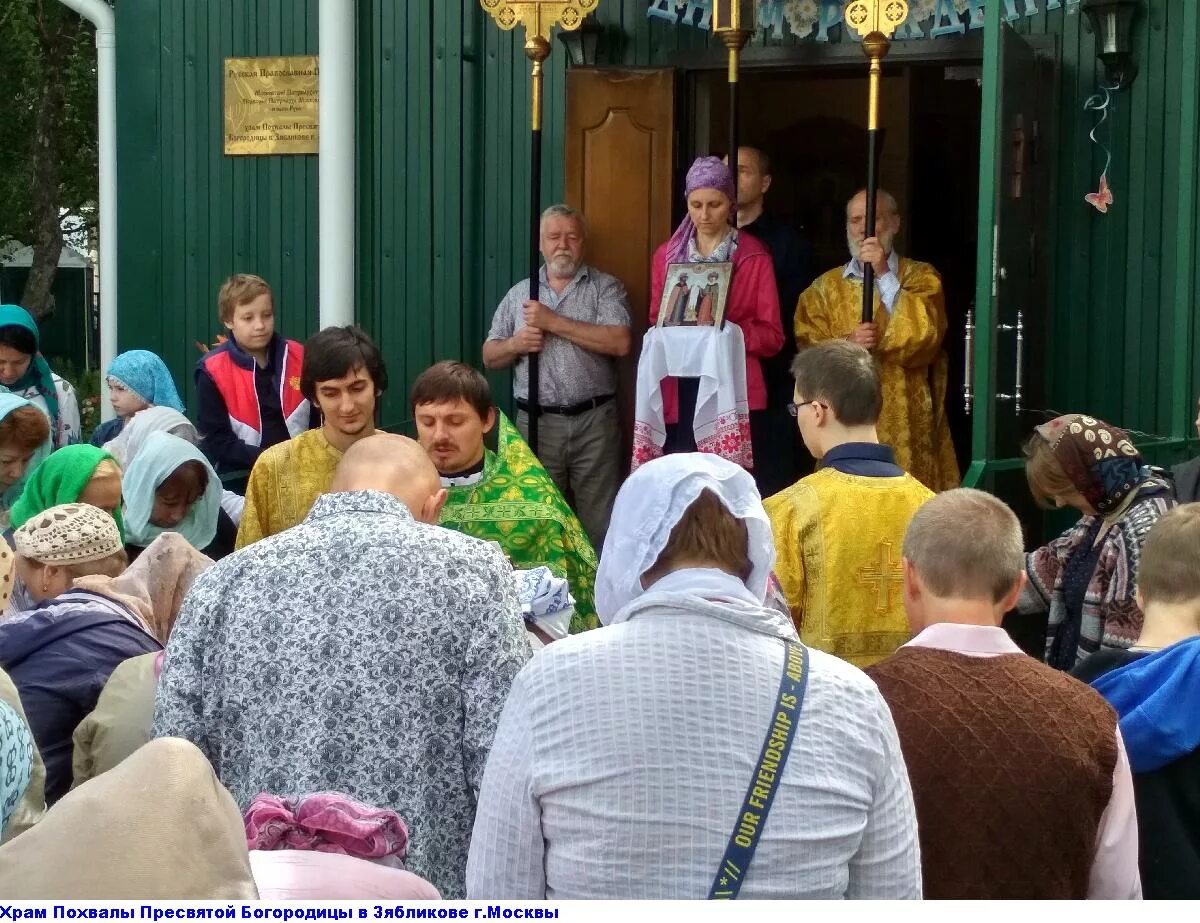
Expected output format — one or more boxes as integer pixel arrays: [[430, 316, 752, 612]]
[[867, 488, 1141, 899]]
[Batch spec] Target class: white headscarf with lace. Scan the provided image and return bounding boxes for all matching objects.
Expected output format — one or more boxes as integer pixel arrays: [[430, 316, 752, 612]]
[[595, 453, 775, 623]]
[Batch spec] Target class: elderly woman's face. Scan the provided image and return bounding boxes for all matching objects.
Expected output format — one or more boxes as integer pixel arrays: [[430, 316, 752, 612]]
[[0, 446, 37, 492], [687, 188, 732, 238], [16, 555, 68, 605], [0, 345, 32, 387]]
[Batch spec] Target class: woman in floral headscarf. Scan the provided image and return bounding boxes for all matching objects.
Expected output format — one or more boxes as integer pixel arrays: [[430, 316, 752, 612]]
[[1018, 414, 1177, 670], [647, 156, 784, 466]]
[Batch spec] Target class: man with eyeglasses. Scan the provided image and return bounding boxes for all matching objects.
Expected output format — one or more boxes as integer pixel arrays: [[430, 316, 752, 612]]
[[764, 340, 934, 667]]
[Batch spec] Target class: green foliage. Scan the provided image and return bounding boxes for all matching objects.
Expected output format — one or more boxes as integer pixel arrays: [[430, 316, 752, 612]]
[[0, 2, 99, 250]]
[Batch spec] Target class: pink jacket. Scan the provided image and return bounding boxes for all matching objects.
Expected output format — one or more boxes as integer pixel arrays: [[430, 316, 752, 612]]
[[650, 231, 785, 418]]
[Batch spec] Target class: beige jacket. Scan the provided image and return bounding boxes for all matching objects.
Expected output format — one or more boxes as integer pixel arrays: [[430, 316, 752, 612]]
[[72, 652, 159, 786]]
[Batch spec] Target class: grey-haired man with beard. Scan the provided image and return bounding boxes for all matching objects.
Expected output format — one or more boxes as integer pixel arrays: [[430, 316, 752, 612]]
[[482, 204, 632, 549]]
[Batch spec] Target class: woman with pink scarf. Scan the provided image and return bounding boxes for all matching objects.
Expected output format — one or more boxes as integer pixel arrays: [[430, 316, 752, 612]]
[[649, 156, 785, 462]]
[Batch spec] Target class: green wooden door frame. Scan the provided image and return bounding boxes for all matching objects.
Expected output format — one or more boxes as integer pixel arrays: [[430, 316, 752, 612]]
[[963, 2, 1013, 489]]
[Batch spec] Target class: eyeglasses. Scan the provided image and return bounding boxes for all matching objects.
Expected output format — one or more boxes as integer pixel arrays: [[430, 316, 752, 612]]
[[787, 400, 828, 418]]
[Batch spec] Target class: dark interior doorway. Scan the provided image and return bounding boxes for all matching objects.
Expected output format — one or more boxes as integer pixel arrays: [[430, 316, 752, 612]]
[[686, 62, 983, 474]]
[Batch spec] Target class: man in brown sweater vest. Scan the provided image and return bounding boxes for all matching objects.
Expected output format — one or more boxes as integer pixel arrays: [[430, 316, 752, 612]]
[[866, 488, 1142, 899]]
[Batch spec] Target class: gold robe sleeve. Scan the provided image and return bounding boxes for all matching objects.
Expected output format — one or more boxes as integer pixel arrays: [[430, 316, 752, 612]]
[[794, 271, 846, 347], [876, 261, 948, 369], [235, 454, 274, 549]]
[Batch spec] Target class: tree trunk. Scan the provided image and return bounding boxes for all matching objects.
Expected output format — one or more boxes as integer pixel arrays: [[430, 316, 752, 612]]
[[20, 1, 67, 322]]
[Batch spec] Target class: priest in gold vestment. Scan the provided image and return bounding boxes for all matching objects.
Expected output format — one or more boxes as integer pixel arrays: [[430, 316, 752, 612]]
[[794, 189, 959, 492], [765, 341, 933, 667], [236, 327, 387, 548]]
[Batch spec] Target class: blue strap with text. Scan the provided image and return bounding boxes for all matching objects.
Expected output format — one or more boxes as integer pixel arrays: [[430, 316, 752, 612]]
[[708, 640, 810, 899]]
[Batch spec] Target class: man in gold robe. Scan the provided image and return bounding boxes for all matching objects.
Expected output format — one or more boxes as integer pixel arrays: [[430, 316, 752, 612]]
[[236, 327, 387, 547], [764, 341, 933, 667], [794, 189, 958, 491]]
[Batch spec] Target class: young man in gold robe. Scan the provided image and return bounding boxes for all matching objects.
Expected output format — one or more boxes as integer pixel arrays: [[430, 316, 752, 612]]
[[764, 341, 933, 667], [235, 327, 387, 548], [794, 189, 958, 492]]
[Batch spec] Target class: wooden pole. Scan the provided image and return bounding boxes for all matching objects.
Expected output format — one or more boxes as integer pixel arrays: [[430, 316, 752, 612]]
[[478, 1, 600, 455], [845, 0, 908, 324], [525, 37, 549, 453], [861, 36, 887, 324]]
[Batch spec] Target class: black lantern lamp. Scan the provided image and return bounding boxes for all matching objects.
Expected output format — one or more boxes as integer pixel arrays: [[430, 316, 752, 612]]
[[557, 16, 602, 66], [1083, 0, 1142, 90]]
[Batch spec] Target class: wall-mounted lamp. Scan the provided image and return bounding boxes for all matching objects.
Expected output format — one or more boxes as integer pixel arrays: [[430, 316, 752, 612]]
[[557, 16, 602, 66], [1082, 0, 1142, 90]]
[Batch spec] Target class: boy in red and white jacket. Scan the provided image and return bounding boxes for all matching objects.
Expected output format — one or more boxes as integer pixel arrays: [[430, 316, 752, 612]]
[[195, 274, 312, 494]]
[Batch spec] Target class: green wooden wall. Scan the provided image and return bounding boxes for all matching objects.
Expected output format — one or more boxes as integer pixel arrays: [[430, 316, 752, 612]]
[[116, 0, 320, 411], [115, 0, 1199, 453]]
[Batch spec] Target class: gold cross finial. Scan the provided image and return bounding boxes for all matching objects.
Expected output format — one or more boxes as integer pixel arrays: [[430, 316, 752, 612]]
[[480, 0, 599, 40], [845, 0, 909, 39], [858, 540, 905, 612]]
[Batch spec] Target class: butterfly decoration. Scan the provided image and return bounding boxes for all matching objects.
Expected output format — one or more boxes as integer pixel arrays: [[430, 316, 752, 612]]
[[1083, 84, 1119, 215], [1085, 172, 1113, 214]]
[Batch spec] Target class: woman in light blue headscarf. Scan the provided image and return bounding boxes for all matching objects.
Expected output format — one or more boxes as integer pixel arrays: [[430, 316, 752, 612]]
[[0, 393, 52, 528], [0, 305, 80, 449], [122, 431, 235, 560], [91, 350, 186, 447]]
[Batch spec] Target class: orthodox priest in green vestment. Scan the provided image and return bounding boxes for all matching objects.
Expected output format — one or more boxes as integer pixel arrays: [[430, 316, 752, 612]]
[[438, 414, 598, 632]]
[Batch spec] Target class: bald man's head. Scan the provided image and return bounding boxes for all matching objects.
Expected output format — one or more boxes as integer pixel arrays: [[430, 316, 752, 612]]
[[330, 433, 448, 523]]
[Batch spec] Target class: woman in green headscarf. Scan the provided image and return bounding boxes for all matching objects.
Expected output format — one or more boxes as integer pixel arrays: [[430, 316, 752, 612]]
[[0, 305, 81, 450], [9, 446, 124, 537], [4, 446, 124, 615]]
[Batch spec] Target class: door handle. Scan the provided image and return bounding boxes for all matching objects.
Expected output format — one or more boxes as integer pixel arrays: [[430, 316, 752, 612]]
[[963, 307, 974, 414], [996, 310, 1025, 415]]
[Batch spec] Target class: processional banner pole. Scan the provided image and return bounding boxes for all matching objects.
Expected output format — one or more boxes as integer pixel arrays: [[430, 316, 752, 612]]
[[713, 1, 755, 169], [479, 0, 599, 455], [845, 0, 908, 324]]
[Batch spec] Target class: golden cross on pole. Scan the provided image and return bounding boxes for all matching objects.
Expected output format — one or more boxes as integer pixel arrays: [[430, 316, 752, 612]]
[[478, 0, 599, 455], [480, 0, 600, 128], [857, 540, 905, 612], [844, 0, 908, 325]]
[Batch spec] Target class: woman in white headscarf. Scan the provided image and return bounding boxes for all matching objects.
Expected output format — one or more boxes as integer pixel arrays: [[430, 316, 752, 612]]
[[467, 453, 920, 900], [103, 405, 199, 468]]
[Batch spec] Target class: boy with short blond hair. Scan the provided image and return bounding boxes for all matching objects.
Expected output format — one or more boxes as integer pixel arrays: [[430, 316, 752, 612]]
[[1078, 504, 1200, 898], [195, 273, 311, 493]]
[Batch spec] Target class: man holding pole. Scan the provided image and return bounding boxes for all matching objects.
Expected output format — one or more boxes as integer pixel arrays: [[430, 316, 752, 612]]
[[482, 205, 631, 548], [794, 189, 958, 492]]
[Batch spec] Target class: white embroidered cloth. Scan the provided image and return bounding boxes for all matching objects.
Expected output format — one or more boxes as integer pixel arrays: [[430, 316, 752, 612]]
[[631, 325, 752, 471]]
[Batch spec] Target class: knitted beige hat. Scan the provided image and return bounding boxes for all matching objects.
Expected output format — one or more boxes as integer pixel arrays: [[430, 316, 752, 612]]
[[14, 503, 124, 565]]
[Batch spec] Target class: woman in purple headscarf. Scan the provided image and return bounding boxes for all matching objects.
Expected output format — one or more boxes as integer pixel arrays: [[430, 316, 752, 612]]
[[649, 156, 785, 446]]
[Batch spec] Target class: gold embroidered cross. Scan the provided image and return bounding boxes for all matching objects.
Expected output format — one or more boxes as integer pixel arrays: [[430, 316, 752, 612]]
[[858, 540, 904, 612]]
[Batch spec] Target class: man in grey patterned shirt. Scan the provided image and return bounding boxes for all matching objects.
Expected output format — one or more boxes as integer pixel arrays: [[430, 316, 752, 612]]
[[153, 434, 531, 897], [482, 204, 632, 549]]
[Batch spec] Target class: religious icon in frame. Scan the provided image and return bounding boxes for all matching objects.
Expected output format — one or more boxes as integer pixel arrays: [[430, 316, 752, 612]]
[[656, 261, 733, 329]]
